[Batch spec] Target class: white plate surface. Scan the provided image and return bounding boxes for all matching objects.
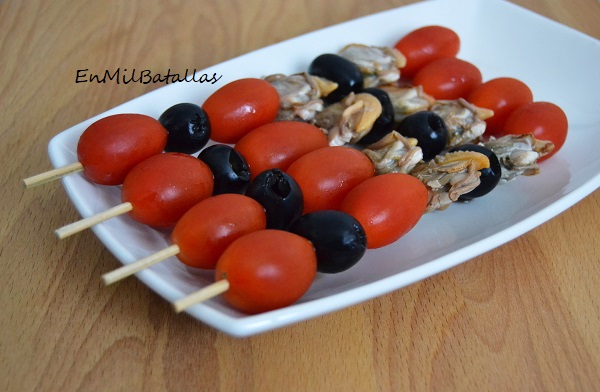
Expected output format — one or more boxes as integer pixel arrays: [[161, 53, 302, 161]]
[[48, 0, 600, 337]]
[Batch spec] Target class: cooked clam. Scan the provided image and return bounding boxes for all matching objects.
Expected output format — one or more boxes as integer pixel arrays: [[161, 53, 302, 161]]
[[264, 73, 337, 121], [410, 151, 490, 212], [313, 92, 382, 146], [483, 134, 554, 183], [380, 85, 434, 122], [430, 98, 493, 148], [362, 131, 423, 174], [338, 43, 406, 88]]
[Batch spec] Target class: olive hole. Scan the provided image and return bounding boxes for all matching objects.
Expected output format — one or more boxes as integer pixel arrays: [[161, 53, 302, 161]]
[[228, 150, 250, 180], [189, 113, 202, 133], [428, 115, 444, 133], [267, 174, 291, 199]]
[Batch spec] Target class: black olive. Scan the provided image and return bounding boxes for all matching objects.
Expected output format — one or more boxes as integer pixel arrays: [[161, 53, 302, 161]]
[[355, 87, 395, 146], [290, 210, 367, 274], [245, 169, 303, 230], [197, 144, 250, 195], [308, 53, 364, 103], [450, 144, 502, 200], [396, 111, 448, 161], [159, 103, 211, 154]]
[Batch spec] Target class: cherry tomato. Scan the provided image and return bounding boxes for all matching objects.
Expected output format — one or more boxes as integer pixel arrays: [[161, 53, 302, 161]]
[[171, 194, 266, 269], [202, 78, 280, 144], [234, 121, 328, 179], [215, 230, 317, 314], [467, 77, 534, 137], [121, 152, 214, 228], [412, 57, 482, 100], [503, 101, 568, 162], [394, 25, 460, 78], [340, 173, 428, 249], [77, 113, 167, 185], [286, 146, 375, 214]]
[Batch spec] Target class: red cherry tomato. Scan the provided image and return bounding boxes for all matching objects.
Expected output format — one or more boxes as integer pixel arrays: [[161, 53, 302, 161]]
[[503, 101, 568, 162], [77, 113, 167, 185], [202, 78, 280, 144], [121, 153, 214, 228], [215, 230, 317, 314], [467, 77, 534, 137], [286, 146, 375, 214], [394, 25, 460, 78], [412, 57, 482, 100], [171, 194, 266, 269], [340, 173, 428, 249], [234, 121, 328, 179]]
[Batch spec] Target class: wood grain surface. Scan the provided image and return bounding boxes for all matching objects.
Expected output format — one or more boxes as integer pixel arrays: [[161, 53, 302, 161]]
[[1, 0, 599, 391]]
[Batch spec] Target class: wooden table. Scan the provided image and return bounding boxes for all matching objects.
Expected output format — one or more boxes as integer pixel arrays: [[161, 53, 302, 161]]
[[2, 0, 599, 390]]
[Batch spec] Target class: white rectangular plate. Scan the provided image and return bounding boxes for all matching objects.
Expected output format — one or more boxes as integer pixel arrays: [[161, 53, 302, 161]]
[[48, 0, 600, 337]]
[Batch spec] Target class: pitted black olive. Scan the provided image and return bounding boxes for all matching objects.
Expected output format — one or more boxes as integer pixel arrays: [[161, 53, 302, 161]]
[[198, 144, 250, 195], [245, 169, 303, 230], [396, 111, 448, 161], [290, 210, 367, 274], [159, 103, 211, 154], [308, 53, 364, 103], [355, 87, 395, 146], [450, 144, 502, 200]]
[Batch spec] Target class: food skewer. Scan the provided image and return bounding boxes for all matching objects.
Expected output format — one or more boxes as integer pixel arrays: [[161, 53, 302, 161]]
[[171, 210, 367, 313], [23, 113, 168, 189], [55, 152, 214, 238], [101, 193, 267, 285]]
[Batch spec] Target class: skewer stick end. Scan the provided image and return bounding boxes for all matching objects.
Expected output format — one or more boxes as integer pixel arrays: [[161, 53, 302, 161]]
[[23, 162, 84, 189], [54, 202, 133, 239], [173, 279, 230, 313], [101, 244, 180, 286]]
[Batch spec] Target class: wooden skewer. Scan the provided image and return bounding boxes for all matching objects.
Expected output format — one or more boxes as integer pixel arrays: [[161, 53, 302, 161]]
[[172, 279, 230, 313], [102, 244, 180, 285], [23, 162, 84, 189], [54, 202, 133, 239]]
